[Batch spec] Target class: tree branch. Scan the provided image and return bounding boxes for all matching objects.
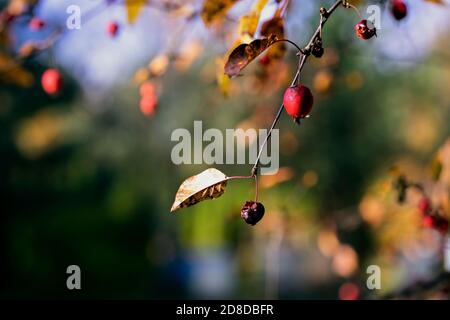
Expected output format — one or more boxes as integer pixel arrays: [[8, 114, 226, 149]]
[[251, 0, 347, 175]]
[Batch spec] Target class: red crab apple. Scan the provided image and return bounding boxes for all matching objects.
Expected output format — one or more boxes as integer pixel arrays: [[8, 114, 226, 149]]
[[140, 96, 157, 116], [41, 68, 63, 95], [259, 55, 271, 66], [339, 282, 360, 300], [0, 10, 16, 24], [139, 81, 156, 97], [107, 21, 119, 37], [283, 84, 314, 124], [418, 197, 431, 216], [391, 0, 408, 21], [29, 17, 45, 30], [354, 19, 376, 40]]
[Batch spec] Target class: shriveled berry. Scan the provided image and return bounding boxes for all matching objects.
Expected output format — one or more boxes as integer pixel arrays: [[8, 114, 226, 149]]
[[312, 45, 324, 58], [240, 201, 265, 226], [283, 85, 314, 124], [29, 17, 45, 31], [41, 68, 63, 95], [435, 218, 449, 234], [354, 20, 376, 40], [107, 21, 119, 37], [311, 39, 324, 58], [391, 0, 408, 21]]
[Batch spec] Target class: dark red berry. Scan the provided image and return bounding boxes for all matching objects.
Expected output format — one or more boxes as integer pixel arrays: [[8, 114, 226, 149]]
[[418, 197, 431, 216], [41, 68, 63, 95], [423, 215, 449, 234], [1, 10, 16, 25], [29, 17, 45, 31], [107, 21, 119, 37], [283, 85, 314, 124], [423, 215, 435, 228], [354, 20, 376, 40], [391, 0, 408, 21], [339, 282, 360, 300], [240, 201, 265, 226], [259, 55, 271, 66], [435, 218, 449, 234]]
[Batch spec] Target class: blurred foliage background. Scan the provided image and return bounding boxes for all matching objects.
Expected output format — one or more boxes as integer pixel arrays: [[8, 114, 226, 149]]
[[1, 0, 450, 299]]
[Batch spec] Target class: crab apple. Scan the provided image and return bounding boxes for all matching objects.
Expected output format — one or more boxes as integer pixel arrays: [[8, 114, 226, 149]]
[[240, 201, 265, 226], [339, 282, 360, 300], [107, 21, 119, 37], [355, 20, 376, 40], [283, 84, 314, 124], [418, 197, 431, 216], [259, 55, 271, 66], [41, 68, 63, 95], [0, 10, 16, 24], [423, 215, 434, 228], [140, 96, 157, 116], [139, 81, 156, 97], [423, 215, 449, 234], [391, 0, 408, 21], [436, 218, 450, 234], [29, 17, 45, 31]]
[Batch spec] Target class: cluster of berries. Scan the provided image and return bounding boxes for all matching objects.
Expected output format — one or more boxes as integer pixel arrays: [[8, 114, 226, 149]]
[[242, 1, 411, 226], [282, 0, 409, 125]]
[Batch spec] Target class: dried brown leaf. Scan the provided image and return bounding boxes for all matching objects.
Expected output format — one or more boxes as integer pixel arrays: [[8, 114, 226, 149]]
[[224, 34, 278, 78], [171, 168, 228, 212], [260, 17, 285, 60]]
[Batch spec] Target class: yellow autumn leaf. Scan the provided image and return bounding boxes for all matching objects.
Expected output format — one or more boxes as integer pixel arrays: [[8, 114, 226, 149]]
[[424, 0, 445, 4], [215, 57, 231, 96], [201, 0, 240, 26], [125, 0, 146, 24], [0, 53, 34, 87], [237, 0, 268, 39]]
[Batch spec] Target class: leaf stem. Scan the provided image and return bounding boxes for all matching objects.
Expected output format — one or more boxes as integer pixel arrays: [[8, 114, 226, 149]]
[[342, 1, 363, 19], [227, 175, 254, 181], [274, 39, 302, 53]]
